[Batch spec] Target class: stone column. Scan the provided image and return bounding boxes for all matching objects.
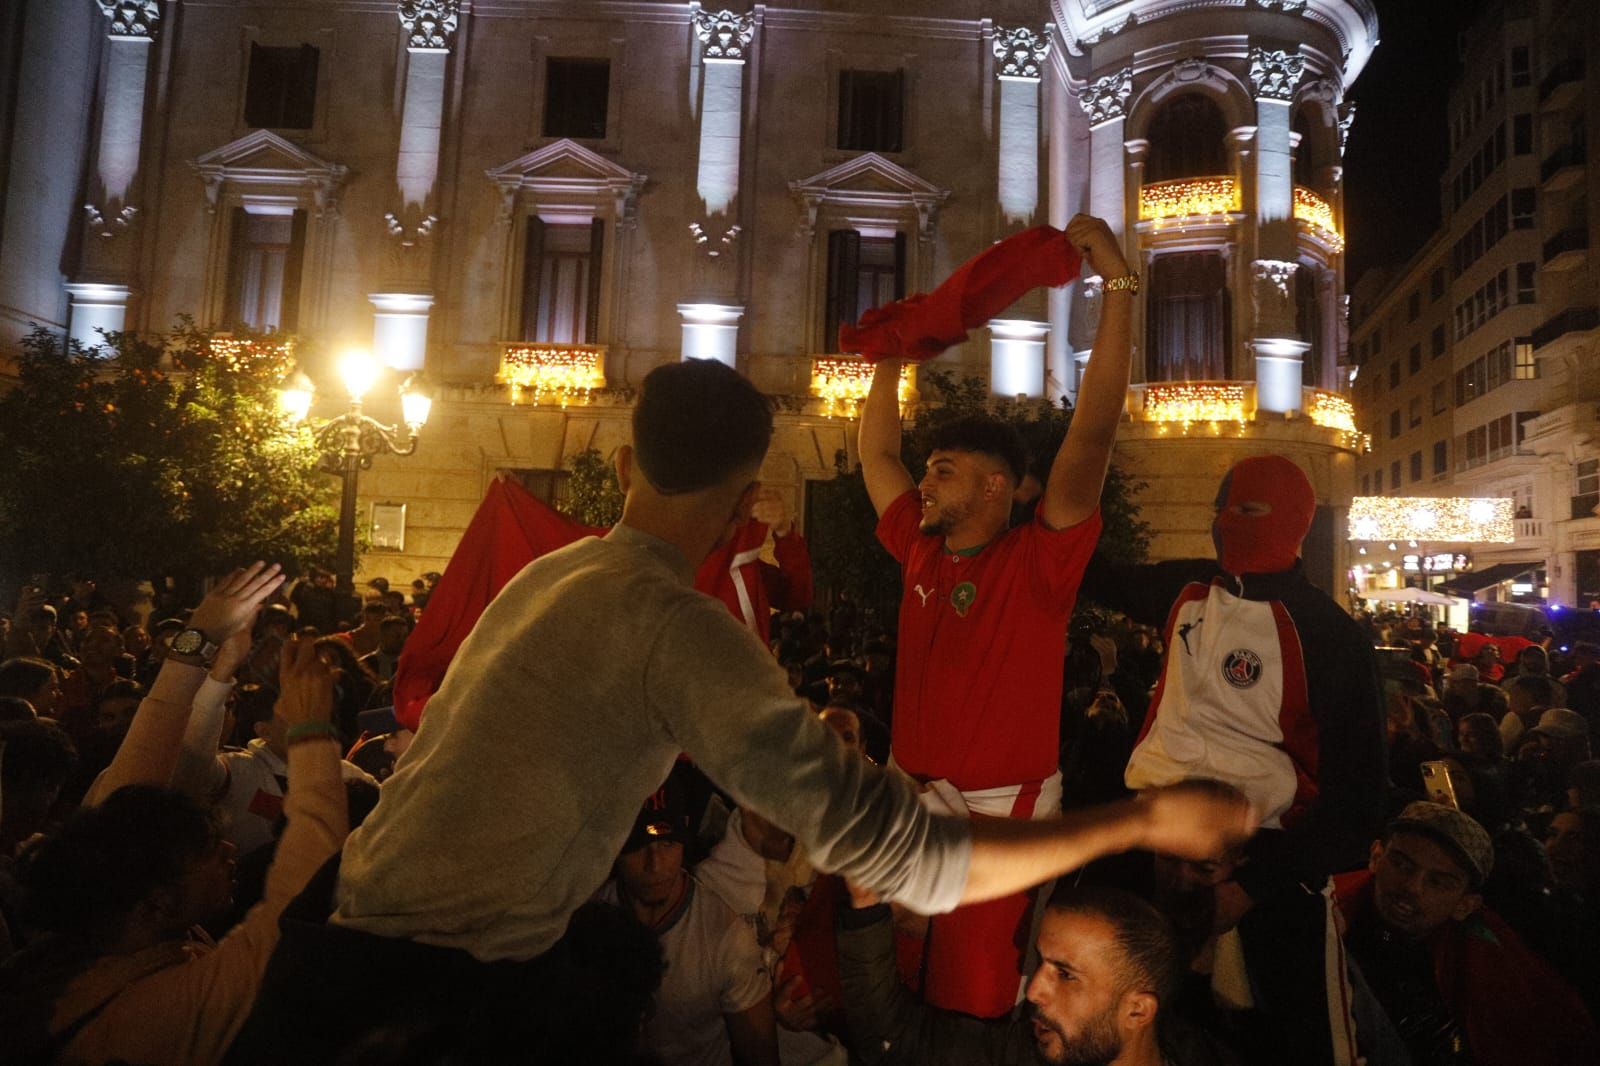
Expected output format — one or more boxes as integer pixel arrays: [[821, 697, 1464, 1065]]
[[374, 1, 459, 371], [682, 6, 754, 362], [71, 2, 163, 348], [993, 27, 1048, 226], [1079, 67, 1132, 240], [988, 319, 1050, 398], [1044, 37, 1075, 403], [1247, 47, 1306, 413]]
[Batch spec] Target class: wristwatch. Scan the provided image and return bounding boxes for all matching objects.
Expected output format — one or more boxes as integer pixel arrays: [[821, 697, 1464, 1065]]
[[1103, 273, 1141, 294], [170, 627, 220, 664]]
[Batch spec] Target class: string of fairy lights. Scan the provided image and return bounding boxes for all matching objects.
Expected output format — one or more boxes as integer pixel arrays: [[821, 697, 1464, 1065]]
[[1138, 177, 1241, 227], [1348, 496, 1515, 544], [497, 344, 607, 405], [810, 357, 911, 417], [1293, 186, 1345, 251]]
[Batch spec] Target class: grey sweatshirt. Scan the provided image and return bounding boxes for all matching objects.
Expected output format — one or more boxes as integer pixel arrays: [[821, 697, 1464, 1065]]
[[333, 524, 972, 962]]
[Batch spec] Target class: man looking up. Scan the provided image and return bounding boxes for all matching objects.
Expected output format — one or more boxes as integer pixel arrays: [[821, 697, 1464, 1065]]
[[857, 213, 1136, 1016], [229, 358, 1251, 1061]]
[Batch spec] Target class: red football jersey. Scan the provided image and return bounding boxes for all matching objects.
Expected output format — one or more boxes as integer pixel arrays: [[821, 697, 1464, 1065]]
[[877, 490, 1101, 791]]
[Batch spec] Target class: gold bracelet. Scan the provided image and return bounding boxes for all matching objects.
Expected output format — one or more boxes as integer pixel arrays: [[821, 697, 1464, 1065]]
[[1103, 273, 1141, 294]]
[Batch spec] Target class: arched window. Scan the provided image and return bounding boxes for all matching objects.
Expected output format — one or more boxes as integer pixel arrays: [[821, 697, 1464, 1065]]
[[1145, 94, 1229, 182]]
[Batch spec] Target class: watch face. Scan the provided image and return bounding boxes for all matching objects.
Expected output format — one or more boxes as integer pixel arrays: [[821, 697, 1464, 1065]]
[[172, 629, 205, 656]]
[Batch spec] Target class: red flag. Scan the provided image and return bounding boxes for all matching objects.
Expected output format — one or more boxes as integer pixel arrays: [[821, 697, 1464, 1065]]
[[838, 225, 1082, 362]]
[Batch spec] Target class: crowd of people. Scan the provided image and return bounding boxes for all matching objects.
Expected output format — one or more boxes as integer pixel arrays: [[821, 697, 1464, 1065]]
[[0, 214, 1594, 1066]]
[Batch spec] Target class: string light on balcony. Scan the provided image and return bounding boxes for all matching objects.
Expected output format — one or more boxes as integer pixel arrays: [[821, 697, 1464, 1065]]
[[1139, 178, 1241, 228], [208, 336, 296, 375], [1307, 390, 1356, 433], [811, 357, 910, 417], [1293, 186, 1345, 251], [497, 345, 606, 405], [1141, 382, 1249, 426], [1347, 496, 1514, 543]]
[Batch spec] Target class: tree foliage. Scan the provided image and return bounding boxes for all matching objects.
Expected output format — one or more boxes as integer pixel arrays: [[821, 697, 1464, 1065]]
[[807, 368, 1152, 622], [561, 447, 624, 528], [0, 323, 342, 587]]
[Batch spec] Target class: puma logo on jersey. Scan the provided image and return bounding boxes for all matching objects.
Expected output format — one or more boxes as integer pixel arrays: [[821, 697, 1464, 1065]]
[[914, 584, 935, 607]]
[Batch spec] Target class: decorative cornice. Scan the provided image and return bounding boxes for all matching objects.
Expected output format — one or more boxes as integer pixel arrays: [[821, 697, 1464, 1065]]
[[691, 6, 755, 62], [190, 130, 349, 218], [397, 0, 459, 51], [1249, 46, 1306, 101], [486, 139, 647, 226], [992, 26, 1050, 81], [1254, 0, 1307, 11], [84, 203, 138, 238], [97, 1, 161, 40], [1077, 67, 1133, 126], [788, 153, 950, 240]]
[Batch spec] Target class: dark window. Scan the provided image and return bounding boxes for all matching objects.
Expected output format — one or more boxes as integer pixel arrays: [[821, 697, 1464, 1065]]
[[1430, 269, 1446, 301], [1389, 409, 1401, 439], [1391, 460, 1402, 487], [1410, 451, 1423, 483], [1514, 113, 1533, 154], [1374, 468, 1384, 492], [1431, 324, 1446, 358], [1409, 397, 1422, 428], [1511, 186, 1536, 228], [1146, 252, 1232, 380], [224, 208, 307, 332], [1432, 382, 1447, 414], [519, 218, 605, 343], [543, 58, 611, 140], [837, 69, 904, 153], [1361, 474, 1371, 495], [1408, 344, 1422, 375], [1516, 262, 1536, 303], [1408, 292, 1422, 321], [1388, 361, 1400, 389], [1146, 94, 1230, 181], [1433, 440, 1448, 475], [825, 229, 906, 352], [1511, 46, 1530, 88], [244, 44, 319, 130]]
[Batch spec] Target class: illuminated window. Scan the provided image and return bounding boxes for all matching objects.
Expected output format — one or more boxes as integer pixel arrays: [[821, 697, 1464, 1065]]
[[824, 230, 905, 353], [244, 44, 319, 130], [544, 58, 611, 140], [1514, 339, 1537, 379], [223, 208, 306, 331], [1514, 114, 1533, 155], [520, 219, 604, 344], [838, 70, 904, 153]]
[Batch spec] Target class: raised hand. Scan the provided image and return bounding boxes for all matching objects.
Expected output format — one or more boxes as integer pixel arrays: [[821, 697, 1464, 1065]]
[[750, 488, 794, 537], [186, 562, 284, 643], [1135, 779, 1257, 861], [209, 627, 254, 683], [1064, 213, 1131, 282], [276, 635, 334, 728]]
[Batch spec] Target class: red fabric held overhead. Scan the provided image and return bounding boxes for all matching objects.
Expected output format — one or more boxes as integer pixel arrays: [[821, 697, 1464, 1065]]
[[837, 224, 1084, 363]]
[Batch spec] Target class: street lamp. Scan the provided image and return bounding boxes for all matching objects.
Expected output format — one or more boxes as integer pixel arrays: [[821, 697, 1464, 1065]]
[[280, 348, 432, 596]]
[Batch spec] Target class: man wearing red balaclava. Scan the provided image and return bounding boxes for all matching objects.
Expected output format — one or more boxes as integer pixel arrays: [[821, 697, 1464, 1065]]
[[1081, 455, 1386, 1066]]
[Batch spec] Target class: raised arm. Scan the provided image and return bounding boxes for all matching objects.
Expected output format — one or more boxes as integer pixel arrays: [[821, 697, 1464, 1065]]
[[173, 629, 252, 801], [1039, 215, 1135, 531], [857, 358, 915, 517]]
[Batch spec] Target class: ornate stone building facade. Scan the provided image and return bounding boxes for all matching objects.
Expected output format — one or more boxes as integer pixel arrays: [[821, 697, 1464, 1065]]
[[0, 0, 1377, 591]]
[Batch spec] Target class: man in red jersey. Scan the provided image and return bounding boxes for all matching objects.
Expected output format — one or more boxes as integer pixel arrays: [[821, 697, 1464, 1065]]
[[857, 213, 1136, 1017]]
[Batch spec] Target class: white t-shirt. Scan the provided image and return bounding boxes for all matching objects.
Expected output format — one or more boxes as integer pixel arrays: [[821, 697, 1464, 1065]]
[[600, 875, 770, 1066]]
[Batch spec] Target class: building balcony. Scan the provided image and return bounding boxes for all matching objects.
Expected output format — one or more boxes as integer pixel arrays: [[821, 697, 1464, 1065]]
[[1515, 518, 1548, 543], [1531, 306, 1600, 350], [1123, 381, 1367, 451], [1292, 186, 1345, 252], [495, 342, 607, 404], [1541, 141, 1587, 190], [1136, 176, 1243, 233], [1539, 58, 1585, 110], [1542, 227, 1590, 271]]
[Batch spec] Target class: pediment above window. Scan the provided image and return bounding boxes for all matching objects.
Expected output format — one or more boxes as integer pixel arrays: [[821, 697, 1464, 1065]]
[[789, 153, 949, 239], [191, 130, 348, 215], [486, 139, 646, 225]]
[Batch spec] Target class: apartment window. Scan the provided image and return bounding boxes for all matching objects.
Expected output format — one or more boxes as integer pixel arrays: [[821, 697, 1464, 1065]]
[[1372, 327, 1383, 355], [1430, 269, 1446, 301], [1432, 441, 1447, 475], [1388, 361, 1400, 389], [1389, 409, 1401, 439], [823, 230, 906, 353], [1391, 460, 1402, 487], [1409, 397, 1422, 428], [543, 58, 611, 140], [1408, 344, 1422, 376], [1514, 113, 1533, 155], [1374, 468, 1383, 492], [519, 218, 604, 344], [1512, 187, 1536, 229], [1410, 451, 1423, 483], [1361, 474, 1371, 495], [1517, 262, 1536, 304], [223, 208, 306, 331], [1577, 460, 1600, 517], [1510, 46, 1531, 88], [1514, 338, 1537, 379], [244, 44, 319, 130], [837, 69, 904, 153], [1431, 324, 1446, 358], [1431, 382, 1446, 415], [1408, 292, 1422, 322], [1146, 252, 1232, 380]]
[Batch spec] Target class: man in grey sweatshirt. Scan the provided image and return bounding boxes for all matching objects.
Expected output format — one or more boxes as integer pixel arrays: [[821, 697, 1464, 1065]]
[[227, 359, 1251, 1062]]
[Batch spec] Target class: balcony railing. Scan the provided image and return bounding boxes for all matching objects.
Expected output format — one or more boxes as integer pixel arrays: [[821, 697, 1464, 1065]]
[[1531, 306, 1600, 349], [1515, 518, 1547, 540], [1129, 381, 1255, 424], [496, 342, 607, 403], [1138, 177, 1241, 226], [1541, 141, 1588, 184], [1293, 186, 1345, 251], [1542, 227, 1590, 267], [1539, 58, 1585, 104]]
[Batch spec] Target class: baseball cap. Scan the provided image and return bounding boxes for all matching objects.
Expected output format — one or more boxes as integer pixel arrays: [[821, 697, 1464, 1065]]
[[621, 780, 691, 854], [1530, 707, 1589, 740], [1389, 801, 1494, 886]]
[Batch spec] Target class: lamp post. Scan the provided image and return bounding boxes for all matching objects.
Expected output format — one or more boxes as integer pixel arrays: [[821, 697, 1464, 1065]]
[[279, 349, 432, 596]]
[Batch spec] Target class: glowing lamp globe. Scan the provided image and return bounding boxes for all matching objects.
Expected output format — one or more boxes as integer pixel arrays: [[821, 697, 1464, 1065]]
[[339, 348, 381, 401]]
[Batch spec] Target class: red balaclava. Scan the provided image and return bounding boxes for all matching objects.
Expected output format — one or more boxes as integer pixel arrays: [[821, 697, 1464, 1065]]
[[1211, 455, 1316, 576]]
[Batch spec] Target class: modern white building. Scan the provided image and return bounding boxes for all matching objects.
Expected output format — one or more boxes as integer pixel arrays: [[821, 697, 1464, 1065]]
[[0, 0, 1378, 592], [1350, 0, 1599, 609]]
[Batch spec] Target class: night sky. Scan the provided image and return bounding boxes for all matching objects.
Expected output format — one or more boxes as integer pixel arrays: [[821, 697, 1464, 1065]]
[[1343, 0, 1486, 284]]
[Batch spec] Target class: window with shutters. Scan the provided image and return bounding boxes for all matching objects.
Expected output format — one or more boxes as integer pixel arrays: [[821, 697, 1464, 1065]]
[[244, 44, 319, 130], [1410, 451, 1423, 483], [543, 59, 611, 140], [824, 230, 906, 353], [837, 70, 904, 153], [1433, 441, 1448, 476], [519, 219, 605, 344], [223, 207, 307, 331]]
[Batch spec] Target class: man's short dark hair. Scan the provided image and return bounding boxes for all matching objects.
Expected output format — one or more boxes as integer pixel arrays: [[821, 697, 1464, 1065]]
[[1509, 674, 1554, 706], [1048, 883, 1182, 1005], [0, 718, 78, 796], [632, 360, 773, 494], [926, 415, 1028, 485], [17, 785, 216, 939], [0, 658, 56, 702]]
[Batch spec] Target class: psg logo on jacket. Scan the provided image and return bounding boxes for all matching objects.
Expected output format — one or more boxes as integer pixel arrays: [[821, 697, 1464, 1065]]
[[1221, 649, 1263, 689]]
